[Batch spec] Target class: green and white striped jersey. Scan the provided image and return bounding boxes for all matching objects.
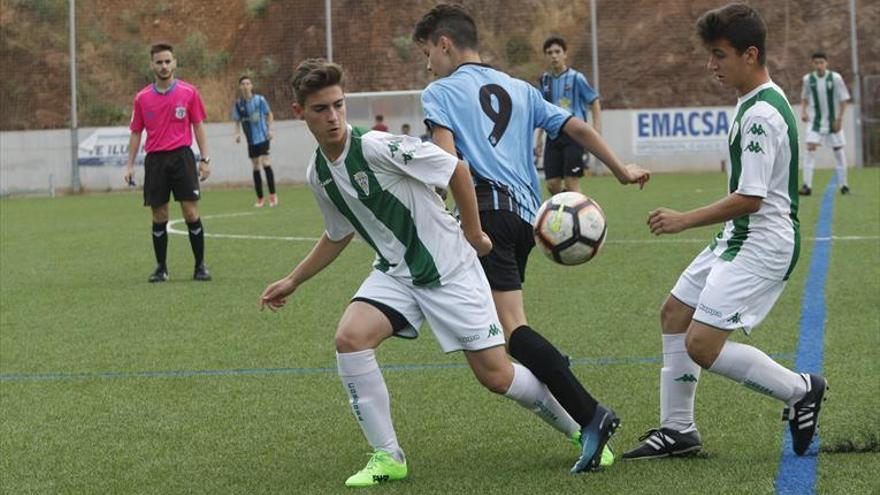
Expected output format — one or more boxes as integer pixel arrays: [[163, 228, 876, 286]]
[[801, 71, 850, 134], [306, 125, 474, 287], [710, 81, 801, 281]]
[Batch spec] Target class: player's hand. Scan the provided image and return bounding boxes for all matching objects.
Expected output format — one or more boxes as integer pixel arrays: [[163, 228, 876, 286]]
[[647, 207, 688, 235], [800, 111, 809, 123], [235, 135, 241, 144], [465, 230, 493, 257], [123, 167, 135, 186], [832, 118, 842, 133], [268, 130, 275, 141], [198, 161, 211, 182], [260, 277, 297, 312], [621, 164, 651, 189]]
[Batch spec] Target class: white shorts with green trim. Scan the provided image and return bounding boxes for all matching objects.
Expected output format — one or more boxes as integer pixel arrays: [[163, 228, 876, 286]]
[[671, 248, 786, 334], [353, 258, 505, 353], [805, 129, 845, 148]]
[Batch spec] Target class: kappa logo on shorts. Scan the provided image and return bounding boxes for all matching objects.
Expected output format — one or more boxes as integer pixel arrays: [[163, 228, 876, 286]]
[[488, 323, 501, 337], [175, 106, 186, 119], [698, 303, 722, 318], [726, 312, 743, 325]]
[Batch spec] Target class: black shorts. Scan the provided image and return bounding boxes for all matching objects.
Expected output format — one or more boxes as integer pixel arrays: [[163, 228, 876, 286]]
[[543, 134, 586, 179], [143, 146, 200, 207], [247, 140, 270, 159], [478, 209, 535, 292]]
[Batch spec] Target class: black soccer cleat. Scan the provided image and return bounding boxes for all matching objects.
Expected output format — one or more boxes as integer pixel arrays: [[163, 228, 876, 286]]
[[783, 373, 827, 456], [570, 403, 620, 473], [840, 185, 850, 195], [798, 185, 812, 196], [148, 266, 169, 283], [621, 427, 702, 460], [193, 263, 212, 282]]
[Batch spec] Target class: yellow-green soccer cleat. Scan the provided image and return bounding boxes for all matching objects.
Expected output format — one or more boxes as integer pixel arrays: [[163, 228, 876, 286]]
[[345, 450, 408, 488], [571, 431, 615, 468]]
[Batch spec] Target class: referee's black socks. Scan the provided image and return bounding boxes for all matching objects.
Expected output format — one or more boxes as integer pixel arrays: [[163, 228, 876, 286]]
[[508, 325, 599, 427], [186, 218, 205, 267], [151, 221, 168, 269]]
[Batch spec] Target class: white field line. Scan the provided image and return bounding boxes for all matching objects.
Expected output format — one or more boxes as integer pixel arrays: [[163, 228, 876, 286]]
[[168, 212, 880, 244]]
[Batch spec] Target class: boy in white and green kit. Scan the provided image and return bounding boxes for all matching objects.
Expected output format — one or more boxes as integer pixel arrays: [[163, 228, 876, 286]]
[[799, 52, 852, 195], [623, 3, 826, 461], [260, 58, 591, 487]]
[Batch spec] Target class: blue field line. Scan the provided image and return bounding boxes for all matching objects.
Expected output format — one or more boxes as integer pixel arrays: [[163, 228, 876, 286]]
[[0, 352, 795, 383], [774, 177, 836, 495]]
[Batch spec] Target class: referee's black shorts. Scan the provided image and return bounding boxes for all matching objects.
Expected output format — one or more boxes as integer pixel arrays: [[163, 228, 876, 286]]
[[478, 209, 536, 292], [143, 146, 200, 207], [543, 133, 586, 180]]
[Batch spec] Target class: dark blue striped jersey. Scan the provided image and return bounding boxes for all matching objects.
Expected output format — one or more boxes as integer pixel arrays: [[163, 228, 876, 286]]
[[232, 94, 271, 145], [538, 68, 598, 122]]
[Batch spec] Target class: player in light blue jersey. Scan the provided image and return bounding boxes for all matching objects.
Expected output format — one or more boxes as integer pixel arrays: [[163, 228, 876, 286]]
[[413, 4, 650, 474], [535, 36, 601, 195], [233, 75, 277, 207]]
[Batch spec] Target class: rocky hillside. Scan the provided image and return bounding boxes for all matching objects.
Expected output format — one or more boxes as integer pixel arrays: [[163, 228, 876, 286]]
[[1, 0, 877, 130]]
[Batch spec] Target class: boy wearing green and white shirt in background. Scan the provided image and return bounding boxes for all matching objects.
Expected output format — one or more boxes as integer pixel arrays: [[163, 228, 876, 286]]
[[799, 52, 852, 196]]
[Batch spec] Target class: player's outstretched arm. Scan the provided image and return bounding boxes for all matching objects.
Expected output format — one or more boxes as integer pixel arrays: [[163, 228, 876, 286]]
[[260, 232, 354, 311], [447, 161, 492, 256], [647, 193, 762, 236], [561, 118, 650, 188]]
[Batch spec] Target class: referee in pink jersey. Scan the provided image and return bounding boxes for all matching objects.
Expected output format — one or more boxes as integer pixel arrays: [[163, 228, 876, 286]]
[[125, 43, 212, 283]]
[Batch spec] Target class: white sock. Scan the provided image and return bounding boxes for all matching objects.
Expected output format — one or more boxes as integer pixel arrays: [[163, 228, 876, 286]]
[[504, 363, 580, 437], [708, 341, 807, 405], [660, 334, 701, 431], [833, 148, 848, 187], [803, 149, 816, 188], [336, 349, 403, 461]]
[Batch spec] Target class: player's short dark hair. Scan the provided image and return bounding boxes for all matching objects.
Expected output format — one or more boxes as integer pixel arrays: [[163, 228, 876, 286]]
[[811, 52, 827, 60], [696, 3, 767, 65], [543, 36, 567, 53], [412, 4, 478, 50], [150, 43, 174, 56], [239, 75, 252, 84], [291, 58, 345, 105], [375, 115, 384, 121]]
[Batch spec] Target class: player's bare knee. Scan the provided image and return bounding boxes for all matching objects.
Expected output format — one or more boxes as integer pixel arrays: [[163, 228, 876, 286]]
[[475, 368, 511, 395], [684, 333, 717, 369], [334, 328, 369, 353], [660, 297, 689, 334]]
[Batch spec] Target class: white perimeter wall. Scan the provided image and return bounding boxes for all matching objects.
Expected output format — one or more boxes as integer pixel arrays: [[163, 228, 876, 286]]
[[0, 105, 857, 195]]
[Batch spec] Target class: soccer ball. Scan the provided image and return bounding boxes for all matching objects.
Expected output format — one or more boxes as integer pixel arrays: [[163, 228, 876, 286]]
[[533, 192, 607, 265]]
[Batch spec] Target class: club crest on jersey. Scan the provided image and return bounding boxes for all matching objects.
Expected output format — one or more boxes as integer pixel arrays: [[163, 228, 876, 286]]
[[729, 120, 740, 145], [353, 171, 369, 195], [175, 106, 186, 119]]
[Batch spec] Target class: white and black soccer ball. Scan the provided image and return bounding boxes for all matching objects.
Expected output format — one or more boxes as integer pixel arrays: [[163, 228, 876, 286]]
[[533, 192, 607, 266]]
